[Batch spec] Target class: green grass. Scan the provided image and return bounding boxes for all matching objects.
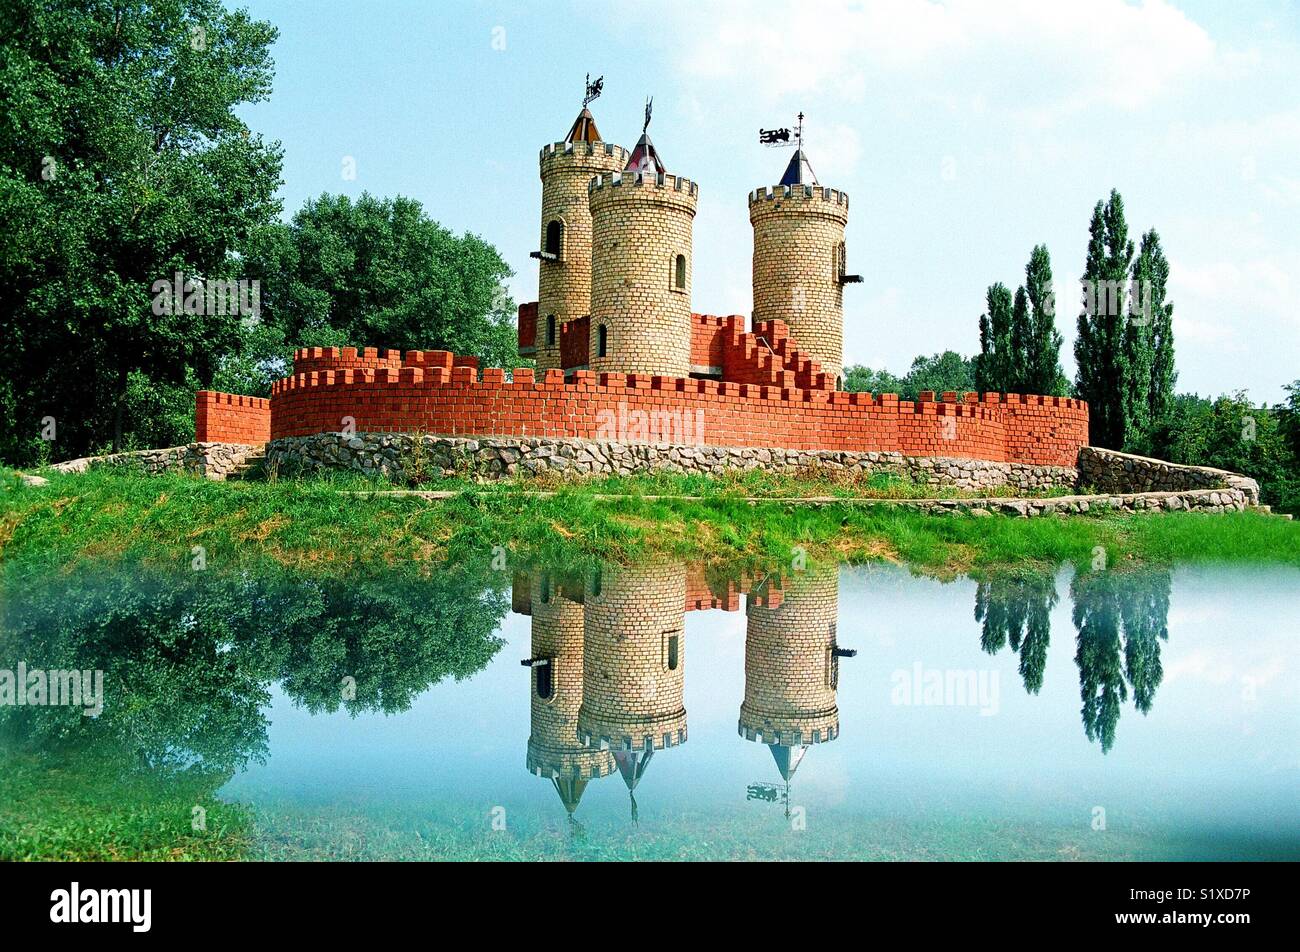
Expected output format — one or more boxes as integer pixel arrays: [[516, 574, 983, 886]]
[[3, 466, 1298, 576], [0, 752, 252, 862]]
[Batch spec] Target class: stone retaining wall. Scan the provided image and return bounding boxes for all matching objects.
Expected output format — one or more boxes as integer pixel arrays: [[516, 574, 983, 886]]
[[1078, 446, 1260, 505], [264, 432, 1078, 493], [893, 487, 1249, 517], [49, 442, 259, 481]]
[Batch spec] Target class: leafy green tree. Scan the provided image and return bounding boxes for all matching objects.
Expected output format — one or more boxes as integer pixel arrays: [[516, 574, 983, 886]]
[[1070, 568, 1171, 753], [243, 193, 519, 373], [1150, 389, 1298, 513], [844, 352, 974, 401], [1074, 191, 1136, 449], [1278, 380, 1300, 462], [843, 364, 905, 396], [905, 351, 977, 399], [1074, 190, 1175, 453], [0, 0, 284, 463], [1023, 244, 1068, 395], [975, 571, 1057, 694], [1135, 230, 1176, 428], [975, 282, 1015, 393]]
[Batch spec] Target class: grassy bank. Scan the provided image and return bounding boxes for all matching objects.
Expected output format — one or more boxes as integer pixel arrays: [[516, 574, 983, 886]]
[[3, 467, 1298, 574], [0, 752, 251, 862]]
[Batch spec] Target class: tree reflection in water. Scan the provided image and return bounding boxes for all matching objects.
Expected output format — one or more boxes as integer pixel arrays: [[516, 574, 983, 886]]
[[975, 565, 1172, 752]]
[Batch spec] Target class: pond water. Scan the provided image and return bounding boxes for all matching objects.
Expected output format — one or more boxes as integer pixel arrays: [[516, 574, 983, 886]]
[[2, 556, 1297, 861]]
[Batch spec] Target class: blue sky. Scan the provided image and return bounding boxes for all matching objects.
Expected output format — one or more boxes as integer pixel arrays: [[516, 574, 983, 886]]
[[236, 0, 1299, 402]]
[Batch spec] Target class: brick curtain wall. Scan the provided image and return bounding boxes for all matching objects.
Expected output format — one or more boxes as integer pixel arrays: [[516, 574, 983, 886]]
[[194, 391, 271, 444], [268, 367, 1087, 467]]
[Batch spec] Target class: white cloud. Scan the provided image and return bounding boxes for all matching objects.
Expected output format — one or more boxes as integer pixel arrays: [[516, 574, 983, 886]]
[[673, 0, 1215, 121]]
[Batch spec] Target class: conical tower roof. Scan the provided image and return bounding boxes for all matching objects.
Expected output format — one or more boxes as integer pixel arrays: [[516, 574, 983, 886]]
[[779, 148, 818, 186], [565, 107, 602, 144], [624, 131, 667, 175], [552, 776, 591, 815], [768, 743, 808, 781]]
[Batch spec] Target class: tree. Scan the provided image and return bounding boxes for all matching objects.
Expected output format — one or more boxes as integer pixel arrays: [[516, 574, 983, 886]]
[[0, 0, 284, 464], [975, 282, 1015, 393], [1023, 244, 1068, 395], [843, 364, 905, 396], [1135, 229, 1176, 428], [1075, 190, 1137, 450], [905, 351, 977, 399], [242, 193, 518, 373], [844, 352, 975, 401]]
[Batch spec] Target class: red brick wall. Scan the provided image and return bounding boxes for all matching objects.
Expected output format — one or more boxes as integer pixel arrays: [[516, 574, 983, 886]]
[[561, 315, 590, 368], [195, 391, 271, 445], [517, 302, 537, 354], [268, 367, 1088, 467]]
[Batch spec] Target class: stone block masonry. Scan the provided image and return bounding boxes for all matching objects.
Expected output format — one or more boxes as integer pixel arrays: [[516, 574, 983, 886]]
[[50, 442, 262, 480], [266, 432, 1078, 492], [750, 185, 851, 386], [588, 172, 699, 379], [537, 141, 629, 372], [1078, 446, 1260, 505]]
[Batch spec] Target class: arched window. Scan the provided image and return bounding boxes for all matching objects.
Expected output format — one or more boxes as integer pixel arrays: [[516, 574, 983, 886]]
[[674, 254, 686, 289], [833, 242, 846, 281], [545, 220, 563, 257], [589, 568, 602, 599], [539, 573, 551, 605], [665, 631, 680, 671], [597, 323, 608, 358], [536, 663, 553, 700], [546, 315, 556, 346]]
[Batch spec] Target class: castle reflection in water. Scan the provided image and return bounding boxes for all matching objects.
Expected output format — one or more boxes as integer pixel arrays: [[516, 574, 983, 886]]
[[514, 561, 854, 823]]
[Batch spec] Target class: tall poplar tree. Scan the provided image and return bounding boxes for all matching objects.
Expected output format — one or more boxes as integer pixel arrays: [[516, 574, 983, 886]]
[[1023, 244, 1067, 395], [975, 282, 1015, 393], [1075, 190, 1136, 450], [1134, 229, 1176, 429]]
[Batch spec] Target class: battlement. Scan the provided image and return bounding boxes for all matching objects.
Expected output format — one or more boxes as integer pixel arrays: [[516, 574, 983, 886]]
[[290, 347, 477, 377], [262, 351, 1088, 467], [748, 184, 850, 227], [539, 140, 630, 167], [749, 183, 849, 207], [588, 171, 699, 200], [195, 390, 271, 444]]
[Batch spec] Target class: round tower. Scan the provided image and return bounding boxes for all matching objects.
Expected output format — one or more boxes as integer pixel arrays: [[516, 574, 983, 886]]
[[749, 143, 851, 388], [536, 108, 628, 373], [740, 563, 842, 781], [578, 559, 687, 749], [525, 572, 615, 816], [588, 110, 698, 379]]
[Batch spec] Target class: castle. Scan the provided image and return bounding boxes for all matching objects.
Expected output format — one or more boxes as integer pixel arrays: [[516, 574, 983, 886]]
[[194, 94, 1089, 474], [516, 561, 847, 824]]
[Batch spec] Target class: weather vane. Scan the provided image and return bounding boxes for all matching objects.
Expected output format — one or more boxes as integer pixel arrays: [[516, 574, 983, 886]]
[[643, 96, 653, 133], [583, 73, 603, 108], [759, 111, 805, 148]]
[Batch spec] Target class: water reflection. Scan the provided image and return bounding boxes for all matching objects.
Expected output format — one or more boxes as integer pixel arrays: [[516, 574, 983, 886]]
[[0, 565, 507, 776], [0, 559, 1180, 779], [514, 562, 861, 825]]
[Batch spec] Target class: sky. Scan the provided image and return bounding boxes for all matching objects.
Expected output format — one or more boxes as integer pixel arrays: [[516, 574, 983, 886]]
[[235, 0, 1300, 403]]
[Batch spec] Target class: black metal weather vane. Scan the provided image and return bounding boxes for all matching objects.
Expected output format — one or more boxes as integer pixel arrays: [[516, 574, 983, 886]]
[[583, 73, 603, 107], [759, 111, 805, 148], [643, 96, 653, 133]]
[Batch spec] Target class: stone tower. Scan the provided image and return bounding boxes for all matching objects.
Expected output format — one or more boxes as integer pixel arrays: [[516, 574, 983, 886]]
[[749, 141, 851, 387], [577, 559, 688, 821], [536, 107, 628, 373], [739, 563, 842, 784], [523, 572, 615, 818], [588, 106, 698, 378]]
